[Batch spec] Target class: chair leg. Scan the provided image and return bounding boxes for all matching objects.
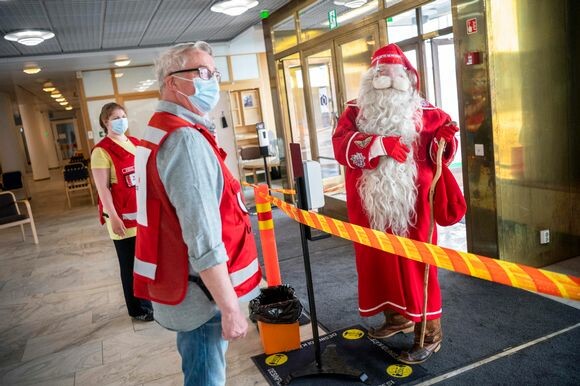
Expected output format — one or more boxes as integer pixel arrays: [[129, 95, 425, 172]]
[[88, 184, 95, 205], [29, 219, 38, 245], [65, 188, 71, 208], [20, 224, 26, 241]]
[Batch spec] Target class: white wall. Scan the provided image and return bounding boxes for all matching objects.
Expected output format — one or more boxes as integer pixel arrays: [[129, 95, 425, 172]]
[[211, 91, 240, 181]]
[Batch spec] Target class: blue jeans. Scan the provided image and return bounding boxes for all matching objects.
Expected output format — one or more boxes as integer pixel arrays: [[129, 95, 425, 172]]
[[176, 312, 228, 386]]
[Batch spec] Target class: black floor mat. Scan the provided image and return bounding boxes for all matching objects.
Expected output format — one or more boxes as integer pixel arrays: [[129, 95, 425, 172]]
[[252, 325, 429, 385], [250, 208, 580, 383]]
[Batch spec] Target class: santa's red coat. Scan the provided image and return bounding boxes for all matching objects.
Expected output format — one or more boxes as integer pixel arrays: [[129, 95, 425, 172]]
[[332, 99, 461, 322]]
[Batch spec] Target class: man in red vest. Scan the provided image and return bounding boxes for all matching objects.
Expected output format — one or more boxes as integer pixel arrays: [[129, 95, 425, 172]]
[[332, 43, 465, 364], [134, 42, 261, 385]]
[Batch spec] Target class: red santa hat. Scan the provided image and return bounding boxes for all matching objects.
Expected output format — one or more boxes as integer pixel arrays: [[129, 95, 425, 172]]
[[370, 43, 419, 90]]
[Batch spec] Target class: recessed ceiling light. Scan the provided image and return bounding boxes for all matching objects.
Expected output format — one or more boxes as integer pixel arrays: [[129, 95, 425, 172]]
[[59, 101, 69, 106], [23, 65, 41, 74], [65, 106, 73, 110], [4, 29, 55, 46], [50, 92, 62, 99], [114, 59, 131, 67], [55, 97, 65, 102], [211, 0, 258, 16]]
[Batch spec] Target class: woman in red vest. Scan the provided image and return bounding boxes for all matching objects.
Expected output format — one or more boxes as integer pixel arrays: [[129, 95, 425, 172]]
[[91, 103, 153, 321]]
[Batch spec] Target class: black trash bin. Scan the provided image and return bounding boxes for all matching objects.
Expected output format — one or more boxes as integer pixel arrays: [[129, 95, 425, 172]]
[[249, 285, 303, 324]]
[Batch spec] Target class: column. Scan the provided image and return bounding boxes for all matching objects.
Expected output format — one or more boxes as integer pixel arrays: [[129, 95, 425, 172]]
[[0, 93, 26, 173], [15, 86, 50, 180]]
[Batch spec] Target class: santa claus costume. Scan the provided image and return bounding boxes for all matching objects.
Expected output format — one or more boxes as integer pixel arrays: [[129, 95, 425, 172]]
[[332, 44, 465, 363]]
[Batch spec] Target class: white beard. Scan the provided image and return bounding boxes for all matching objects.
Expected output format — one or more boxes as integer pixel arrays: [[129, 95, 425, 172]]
[[356, 69, 423, 236]]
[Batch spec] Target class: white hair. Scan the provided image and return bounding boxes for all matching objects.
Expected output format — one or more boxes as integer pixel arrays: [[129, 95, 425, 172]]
[[356, 68, 423, 236], [155, 41, 213, 91]]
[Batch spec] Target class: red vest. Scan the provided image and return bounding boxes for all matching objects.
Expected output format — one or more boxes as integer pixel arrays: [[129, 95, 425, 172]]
[[93, 136, 140, 227], [133, 111, 262, 305]]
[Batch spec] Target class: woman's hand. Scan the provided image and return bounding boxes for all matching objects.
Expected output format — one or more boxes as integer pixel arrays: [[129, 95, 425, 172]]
[[110, 214, 127, 237]]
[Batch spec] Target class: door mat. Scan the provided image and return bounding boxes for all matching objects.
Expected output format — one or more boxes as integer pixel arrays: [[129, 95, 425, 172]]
[[252, 325, 429, 385]]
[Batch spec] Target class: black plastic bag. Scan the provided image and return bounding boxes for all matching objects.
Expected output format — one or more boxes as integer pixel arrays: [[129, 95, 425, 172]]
[[249, 285, 303, 324]]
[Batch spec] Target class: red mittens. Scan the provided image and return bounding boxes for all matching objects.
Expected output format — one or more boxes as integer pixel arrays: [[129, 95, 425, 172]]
[[382, 136, 410, 163], [435, 123, 459, 143]]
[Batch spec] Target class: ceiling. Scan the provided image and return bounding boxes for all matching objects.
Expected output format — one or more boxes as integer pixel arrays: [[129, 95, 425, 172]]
[[0, 0, 289, 112]]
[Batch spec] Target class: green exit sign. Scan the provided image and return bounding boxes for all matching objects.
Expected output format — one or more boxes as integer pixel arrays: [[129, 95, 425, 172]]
[[328, 9, 338, 30]]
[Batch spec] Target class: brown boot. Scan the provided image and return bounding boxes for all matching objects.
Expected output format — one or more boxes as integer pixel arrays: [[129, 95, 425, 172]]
[[398, 318, 442, 364], [368, 310, 414, 339]]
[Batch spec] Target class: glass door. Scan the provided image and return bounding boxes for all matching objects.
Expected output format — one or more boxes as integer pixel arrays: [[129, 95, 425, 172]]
[[335, 25, 380, 107], [304, 47, 342, 197], [278, 53, 311, 162], [327, 25, 380, 201], [52, 120, 78, 163], [426, 34, 462, 188]]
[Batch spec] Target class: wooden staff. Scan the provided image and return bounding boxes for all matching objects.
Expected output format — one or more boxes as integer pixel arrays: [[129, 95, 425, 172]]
[[420, 136, 447, 348]]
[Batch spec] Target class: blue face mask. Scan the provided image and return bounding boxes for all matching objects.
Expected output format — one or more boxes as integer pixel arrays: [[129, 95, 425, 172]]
[[174, 76, 220, 114], [110, 117, 128, 135]]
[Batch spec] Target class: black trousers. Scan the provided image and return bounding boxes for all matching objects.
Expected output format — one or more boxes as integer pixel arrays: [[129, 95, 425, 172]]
[[112, 236, 152, 317]]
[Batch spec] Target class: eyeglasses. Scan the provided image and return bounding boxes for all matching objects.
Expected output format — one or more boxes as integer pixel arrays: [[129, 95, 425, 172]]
[[169, 66, 221, 82]]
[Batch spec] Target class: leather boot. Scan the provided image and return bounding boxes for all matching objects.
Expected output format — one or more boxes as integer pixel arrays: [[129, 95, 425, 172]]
[[368, 310, 414, 339], [398, 318, 442, 364]]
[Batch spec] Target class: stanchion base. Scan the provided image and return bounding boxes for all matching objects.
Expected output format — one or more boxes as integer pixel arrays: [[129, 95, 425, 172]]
[[283, 344, 368, 385]]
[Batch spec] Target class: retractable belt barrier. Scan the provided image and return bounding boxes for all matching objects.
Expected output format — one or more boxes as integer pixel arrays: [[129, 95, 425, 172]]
[[241, 182, 580, 301]]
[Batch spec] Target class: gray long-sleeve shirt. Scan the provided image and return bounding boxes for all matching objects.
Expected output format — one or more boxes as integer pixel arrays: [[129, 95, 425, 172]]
[[150, 101, 227, 332]]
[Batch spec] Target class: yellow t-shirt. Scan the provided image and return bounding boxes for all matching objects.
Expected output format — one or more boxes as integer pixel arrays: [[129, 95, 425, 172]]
[[91, 137, 137, 240]]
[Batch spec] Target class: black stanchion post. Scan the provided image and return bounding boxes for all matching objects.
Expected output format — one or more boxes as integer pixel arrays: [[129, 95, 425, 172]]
[[284, 143, 367, 385]]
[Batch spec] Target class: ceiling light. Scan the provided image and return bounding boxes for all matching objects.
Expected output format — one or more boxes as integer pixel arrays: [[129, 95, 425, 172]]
[[4, 29, 55, 46], [59, 101, 69, 106], [114, 72, 124, 78], [23, 65, 41, 74], [334, 0, 368, 8], [65, 106, 73, 110], [114, 59, 131, 67], [55, 97, 65, 102], [211, 0, 258, 16], [50, 92, 62, 99], [43, 82, 55, 92]]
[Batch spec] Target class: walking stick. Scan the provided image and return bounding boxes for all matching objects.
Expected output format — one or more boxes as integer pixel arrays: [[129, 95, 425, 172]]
[[420, 136, 447, 348]]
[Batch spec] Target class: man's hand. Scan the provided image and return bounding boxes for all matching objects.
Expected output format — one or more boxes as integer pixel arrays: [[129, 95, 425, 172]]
[[110, 214, 127, 236], [221, 308, 248, 341], [382, 136, 410, 163], [435, 122, 459, 143]]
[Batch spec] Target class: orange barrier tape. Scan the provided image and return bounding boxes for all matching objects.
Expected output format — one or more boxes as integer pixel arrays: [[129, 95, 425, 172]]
[[258, 192, 580, 301], [242, 181, 296, 195]]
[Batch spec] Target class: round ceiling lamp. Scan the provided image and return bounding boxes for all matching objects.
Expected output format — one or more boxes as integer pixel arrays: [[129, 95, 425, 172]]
[[50, 91, 62, 99], [211, 0, 258, 16], [334, 0, 368, 8], [43, 82, 56, 92], [4, 29, 55, 46], [65, 106, 73, 111], [59, 101, 69, 106], [114, 59, 131, 67], [23, 65, 41, 74]]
